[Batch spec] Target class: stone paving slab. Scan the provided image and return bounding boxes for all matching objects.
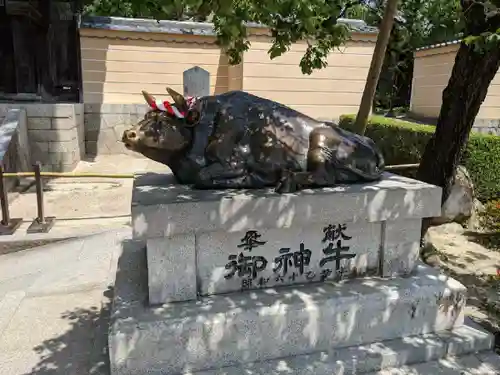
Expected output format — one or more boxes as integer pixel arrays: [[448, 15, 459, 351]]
[[0, 289, 111, 375], [0, 154, 168, 255], [4, 154, 168, 243], [0, 292, 25, 336], [0, 229, 128, 375]]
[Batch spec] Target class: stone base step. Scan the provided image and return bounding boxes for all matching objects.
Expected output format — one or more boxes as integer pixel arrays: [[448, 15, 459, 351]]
[[367, 352, 500, 375], [110, 242, 469, 375], [191, 321, 494, 375]]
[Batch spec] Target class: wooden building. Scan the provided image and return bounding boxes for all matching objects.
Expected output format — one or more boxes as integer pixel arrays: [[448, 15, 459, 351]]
[[410, 40, 500, 135], [0, 0, 82, 103]]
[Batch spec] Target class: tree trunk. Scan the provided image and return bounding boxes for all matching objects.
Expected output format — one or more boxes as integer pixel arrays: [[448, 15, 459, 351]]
[[416, 42, 500, 233], [354, 0, 399, 134]]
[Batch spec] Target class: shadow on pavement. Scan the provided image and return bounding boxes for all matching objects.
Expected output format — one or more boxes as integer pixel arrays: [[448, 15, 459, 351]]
[[21, 287, 113, 375]]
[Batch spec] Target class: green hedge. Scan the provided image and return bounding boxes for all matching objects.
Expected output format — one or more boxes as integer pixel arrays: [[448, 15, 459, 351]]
[[339, 114, 500, 202]]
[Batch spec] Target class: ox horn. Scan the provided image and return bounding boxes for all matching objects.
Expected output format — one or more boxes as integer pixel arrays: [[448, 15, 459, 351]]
[[166, 87, 188, 111], [141, 90, 156, 107]]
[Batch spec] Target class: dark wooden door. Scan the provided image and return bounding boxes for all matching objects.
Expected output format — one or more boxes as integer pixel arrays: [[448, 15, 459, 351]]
[[0, 0, 16, 95], [0, 0, 81, 103]]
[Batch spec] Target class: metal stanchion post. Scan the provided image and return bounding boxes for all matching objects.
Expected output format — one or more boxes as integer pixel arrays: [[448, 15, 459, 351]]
[[27, 163, 55, 234], [0, 165, 9, 225], [0, 164, 22, 235]]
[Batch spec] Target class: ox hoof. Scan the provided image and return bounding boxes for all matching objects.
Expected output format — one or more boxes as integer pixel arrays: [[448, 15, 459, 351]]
[[275, 171, 298, 194], [198, 169, 212, 181]]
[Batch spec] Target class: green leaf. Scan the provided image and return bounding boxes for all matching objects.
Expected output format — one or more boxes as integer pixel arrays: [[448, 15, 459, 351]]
[[463, 35, 478, 45]]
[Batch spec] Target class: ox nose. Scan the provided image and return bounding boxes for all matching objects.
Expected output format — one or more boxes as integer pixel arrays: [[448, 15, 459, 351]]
[[122, 130, 137, 142]]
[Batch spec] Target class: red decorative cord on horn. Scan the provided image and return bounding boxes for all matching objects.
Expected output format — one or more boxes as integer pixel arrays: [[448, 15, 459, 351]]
[[149, 100, 185, 118], [148, 96, 197, 119]]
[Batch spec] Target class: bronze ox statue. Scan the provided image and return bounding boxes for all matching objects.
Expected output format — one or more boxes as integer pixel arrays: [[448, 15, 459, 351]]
[[122, 88, 385, 194]]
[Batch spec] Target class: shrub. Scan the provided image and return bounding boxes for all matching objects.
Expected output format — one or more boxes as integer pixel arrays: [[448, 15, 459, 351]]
[[338, 114, 500, 202], [478, 200, 500, 250], [480, 200, 500, 231]]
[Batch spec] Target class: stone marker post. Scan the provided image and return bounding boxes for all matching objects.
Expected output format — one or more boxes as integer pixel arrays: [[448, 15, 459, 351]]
[[183, 66, 210, 97]]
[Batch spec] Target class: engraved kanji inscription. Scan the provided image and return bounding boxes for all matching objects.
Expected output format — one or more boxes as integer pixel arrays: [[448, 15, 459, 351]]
[[237, 230, 267, 252], [225, 253, 268, 280]]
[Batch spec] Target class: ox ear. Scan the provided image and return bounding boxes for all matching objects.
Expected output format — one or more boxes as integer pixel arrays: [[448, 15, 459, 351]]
[[141, 90, 157, 107], [166, 87, 188, 112]]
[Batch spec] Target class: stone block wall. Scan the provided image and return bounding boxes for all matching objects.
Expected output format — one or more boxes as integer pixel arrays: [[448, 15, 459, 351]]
[[472, 119, 500, 136], [0, 109, 31, 191], [84, 103, 149, 156], [407, 112, 500, 136], [0, 103, 84, 172]]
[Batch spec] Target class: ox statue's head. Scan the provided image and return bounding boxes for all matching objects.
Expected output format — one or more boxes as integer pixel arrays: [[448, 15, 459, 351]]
[[121, 88, 196, 164]]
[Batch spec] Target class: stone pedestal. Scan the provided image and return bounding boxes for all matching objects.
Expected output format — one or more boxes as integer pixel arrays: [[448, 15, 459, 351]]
[[109, 173, 495, 375]]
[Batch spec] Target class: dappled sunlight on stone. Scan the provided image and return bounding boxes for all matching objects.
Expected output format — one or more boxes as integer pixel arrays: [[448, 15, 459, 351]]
[[368, 190, 388, 219], [403, 189, 418, 216], [131, 213, 148, 237], [294, 290, 319, 347], [206, 267, 227, 295], [263, 288, 279, 295]]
